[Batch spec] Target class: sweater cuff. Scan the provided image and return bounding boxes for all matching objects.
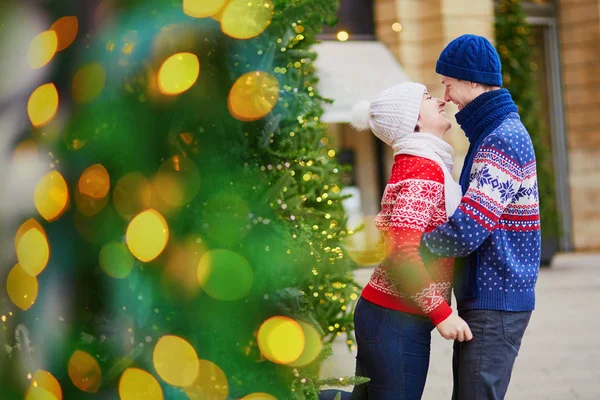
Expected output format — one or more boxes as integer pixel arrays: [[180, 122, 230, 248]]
[[427, 301, 453, 326]]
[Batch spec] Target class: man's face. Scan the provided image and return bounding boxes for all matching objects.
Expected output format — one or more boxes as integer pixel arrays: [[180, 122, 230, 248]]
[[440, 76, 474, 110]]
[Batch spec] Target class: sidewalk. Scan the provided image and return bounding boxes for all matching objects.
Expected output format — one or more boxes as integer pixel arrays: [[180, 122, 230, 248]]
[[320, 253, 600, 399]]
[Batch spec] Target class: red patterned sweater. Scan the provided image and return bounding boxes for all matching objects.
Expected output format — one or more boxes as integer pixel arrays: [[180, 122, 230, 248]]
[[361, 154, 455, 325]]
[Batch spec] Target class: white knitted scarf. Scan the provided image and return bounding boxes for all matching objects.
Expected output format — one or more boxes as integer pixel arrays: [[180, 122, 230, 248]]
[[392, 133, 463, 218]]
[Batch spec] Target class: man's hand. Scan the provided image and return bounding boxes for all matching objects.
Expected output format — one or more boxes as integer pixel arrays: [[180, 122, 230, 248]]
[[436, 314, 473, 342]]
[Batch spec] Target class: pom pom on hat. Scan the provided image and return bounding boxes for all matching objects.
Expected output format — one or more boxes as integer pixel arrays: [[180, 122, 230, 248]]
[[350, 100, 372, 131]]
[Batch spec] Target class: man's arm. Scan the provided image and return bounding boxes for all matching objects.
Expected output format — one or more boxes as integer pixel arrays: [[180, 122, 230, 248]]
[[422, 135, 524, 257]]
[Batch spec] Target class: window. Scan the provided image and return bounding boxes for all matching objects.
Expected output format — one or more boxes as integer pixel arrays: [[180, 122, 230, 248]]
[[320, 0, 375, 40]]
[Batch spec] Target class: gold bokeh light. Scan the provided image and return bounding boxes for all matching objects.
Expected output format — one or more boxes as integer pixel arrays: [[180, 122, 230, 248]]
[[28, 31, 57, 69], [72, 63, 106, 104], [184, 359, 228, 400], [50, 16, 78, 51], [34, 170, 69, 221], [6, 264, 38, 310], [154, 155, 201, 207], [287, 322, 322, 367], [257, 317, 305, 365], [113, 173, 153, 220], [228, 71, 279, 121], [29, 370, 62, 400], [126, 209, 169, 262], [28, 83, 59, 127], [183, 0, 228, 18], [240, 393, 278, 400], [119, 368, 163, 400], [153, 335, 199, 387], [17, 227, 50, 276], [158, 52, 200, 95], [68, 350, 102, 393], [220, 0, 273, 39]]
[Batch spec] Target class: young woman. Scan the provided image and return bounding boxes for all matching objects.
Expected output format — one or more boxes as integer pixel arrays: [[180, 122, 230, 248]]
[[349, 82, 472, 399]]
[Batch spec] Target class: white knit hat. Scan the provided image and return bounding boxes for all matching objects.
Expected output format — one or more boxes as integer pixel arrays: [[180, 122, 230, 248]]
[[350, 82, 426, 146]]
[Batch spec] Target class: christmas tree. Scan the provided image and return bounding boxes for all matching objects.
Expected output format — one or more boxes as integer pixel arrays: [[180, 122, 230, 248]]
[[495, 0, 560, 244], [0, 0, 363, 398]]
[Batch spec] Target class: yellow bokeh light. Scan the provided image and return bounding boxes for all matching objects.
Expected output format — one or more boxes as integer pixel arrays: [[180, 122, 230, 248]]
[[153, 335, 199, 387], [34, 170, 69, 221], [51, 16, 78, 51], [158, 53, 200, 95], [337, 31, 349, 41], [29, 370, 62, 400], [99, 242, 134, 279], [78, 164, 110, 199], [75, 189, 108, 217], [126, 209, 169, 262], [15, 219, 45, 253], [257, 317, 305, 365], [228, 71, 279, 122], [68, 350, 102, 393], [72, 63, 106, 104], [164, 237, 206, 296], [28, 83, 59, 127], [129, 210, 166, 241], [25, 387, 56, 400], [154, 155, 201, 207], [392, 22, 403, 32], [28, 31, 57, 69], [287, 322, 322, 367], [17, 228, 50, 276], [220, 0, 273, 39], [184, 360, 228, 400], [113, 173, 153, 220], [197, 249, 253, 301], [119, 368, 163, 400], [6, 264, 38, 311], [240, 393, 278, 400], [183, 0, 228, 18]]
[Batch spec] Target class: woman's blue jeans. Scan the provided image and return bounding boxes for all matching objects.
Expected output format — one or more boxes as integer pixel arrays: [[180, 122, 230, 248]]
[[351, 297, 434, 400]]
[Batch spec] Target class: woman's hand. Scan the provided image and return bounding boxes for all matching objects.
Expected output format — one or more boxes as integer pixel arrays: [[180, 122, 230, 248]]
[[436, 314, 473, 342]]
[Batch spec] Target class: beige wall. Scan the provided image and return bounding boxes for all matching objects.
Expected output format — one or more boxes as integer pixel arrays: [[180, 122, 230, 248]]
[[375, 0, 495, 179], [558, 0, 600, 250]]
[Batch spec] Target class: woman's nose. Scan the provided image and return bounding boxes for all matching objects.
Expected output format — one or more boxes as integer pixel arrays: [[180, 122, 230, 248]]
[[437, 98, 446, 107]]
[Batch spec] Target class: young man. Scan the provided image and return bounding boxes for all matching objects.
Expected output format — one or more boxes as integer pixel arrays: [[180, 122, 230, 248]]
[[422, 34, 541, 400]]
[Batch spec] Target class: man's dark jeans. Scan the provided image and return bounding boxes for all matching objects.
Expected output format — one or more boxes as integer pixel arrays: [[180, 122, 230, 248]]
[[351, 298, 434, 399], [452, 309, 532, 400]]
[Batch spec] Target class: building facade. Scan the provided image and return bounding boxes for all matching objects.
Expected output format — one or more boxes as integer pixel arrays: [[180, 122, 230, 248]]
[[318, 0, 600, 256]]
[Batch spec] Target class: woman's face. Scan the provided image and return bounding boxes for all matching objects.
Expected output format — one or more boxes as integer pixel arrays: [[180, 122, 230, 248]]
[[418, 91, 451, 136]]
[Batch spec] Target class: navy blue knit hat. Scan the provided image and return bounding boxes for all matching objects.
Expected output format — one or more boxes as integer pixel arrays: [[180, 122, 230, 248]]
[[436, 34, 503, 86]]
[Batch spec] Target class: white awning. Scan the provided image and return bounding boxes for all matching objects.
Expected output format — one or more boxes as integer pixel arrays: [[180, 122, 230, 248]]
[[313, 41, 412, 123]]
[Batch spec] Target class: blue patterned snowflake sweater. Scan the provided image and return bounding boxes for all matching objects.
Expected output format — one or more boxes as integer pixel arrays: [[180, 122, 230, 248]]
[[423, 89, 541, 311]]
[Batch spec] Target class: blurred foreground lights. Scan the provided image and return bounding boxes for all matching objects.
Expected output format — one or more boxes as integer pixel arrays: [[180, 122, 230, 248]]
[[28, 370, 62, 400], [184, 360, 228, 400], [25, 387, 56, 400], [15, 219, 45, 252], [337, 31, 349, 41], [119, 368, 163, 400], [257, 317, 305, 365], [28, 31, 57, 69], [220, 0, 273, 39], [17, 227, 50, 276], [113, 173, 153, 220], [68, 351, 102, 393], [28, 83, 59, 127], [154, 155, 201, 207], [153, 335, 199, 387], [34, 170, 69, 221], [392, 22, 403, 32], [197, 249, 253, 301], [228, 71, 279, 121], [99, 242, 134, 279], [183, 0, 228, 18], [126, 209, 169, 262], [76, 164, 110, 216], [240, 394, 278, 400], [6, 264, 38, 310], [50, 16, 78, 51], [158, 52, 200, 95], [287, 322, 322, 367], [72, 63, 106, 104]]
